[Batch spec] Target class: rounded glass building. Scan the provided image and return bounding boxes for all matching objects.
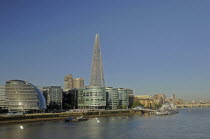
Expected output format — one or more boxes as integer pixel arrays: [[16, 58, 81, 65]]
[[78, 86, 106, 109], [5, 80, 46, 112]]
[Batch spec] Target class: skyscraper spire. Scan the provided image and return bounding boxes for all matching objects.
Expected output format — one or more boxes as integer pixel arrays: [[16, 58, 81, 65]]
[[90, 34, 105, 87]]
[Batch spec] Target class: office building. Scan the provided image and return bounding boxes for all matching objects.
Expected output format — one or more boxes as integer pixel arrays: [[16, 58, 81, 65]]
[[106, 87, 119, 110], [118, 88, 133, 109], [78, 86, 106, 109], [0, 85, 7, 109], [42, 86, 63, 110], [63, 89, 78, 109], [5, 80, 46, 112]]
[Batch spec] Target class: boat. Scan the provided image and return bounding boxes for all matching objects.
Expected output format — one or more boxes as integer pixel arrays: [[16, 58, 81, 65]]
[[65, 117, 74, 122], [76, 116, 88, 121], [118, 116, 129, 119], [155, 103, 178, 116], [65, 116, 88, 122]]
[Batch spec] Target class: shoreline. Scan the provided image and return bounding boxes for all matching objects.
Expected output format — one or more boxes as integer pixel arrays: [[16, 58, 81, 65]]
[[0, 110, 145, 124]]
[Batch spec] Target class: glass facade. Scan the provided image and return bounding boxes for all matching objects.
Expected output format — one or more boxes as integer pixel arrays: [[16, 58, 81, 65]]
[[42, 86, 63, 110], [118, 88, 132, 108], [78, 86, 106, 109], [78, 87, 133, 110], [5, 80, 46, 112], [106, 87, 119, 110], [0, 85, 7, 109], [63, 89, 78, 109]]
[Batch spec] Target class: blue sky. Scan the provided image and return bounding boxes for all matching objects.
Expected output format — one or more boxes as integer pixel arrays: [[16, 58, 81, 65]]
[[0, 1, 210, 101]]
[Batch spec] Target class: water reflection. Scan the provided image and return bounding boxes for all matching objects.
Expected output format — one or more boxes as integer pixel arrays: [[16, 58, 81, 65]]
[[1, 109, 210, 139]]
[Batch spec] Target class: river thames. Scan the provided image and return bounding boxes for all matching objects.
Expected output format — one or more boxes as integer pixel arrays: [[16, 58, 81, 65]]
[[0, 108, 210, 139]]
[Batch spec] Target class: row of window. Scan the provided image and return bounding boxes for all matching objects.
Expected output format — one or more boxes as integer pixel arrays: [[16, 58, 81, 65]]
[[79, 92, 105, 95], [78, 99, 105, 101], [78, 103, 103, 106]]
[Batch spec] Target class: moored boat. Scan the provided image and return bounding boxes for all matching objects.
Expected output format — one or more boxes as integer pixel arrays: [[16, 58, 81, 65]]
[[155, 103, 178, 116], [65, 116, 88, 122], [65, 117, 74, 122], [76, 116, 88, 121]]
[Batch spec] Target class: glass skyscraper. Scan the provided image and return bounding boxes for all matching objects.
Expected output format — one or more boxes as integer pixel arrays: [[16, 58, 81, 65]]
[[90, 34, 105, 87]]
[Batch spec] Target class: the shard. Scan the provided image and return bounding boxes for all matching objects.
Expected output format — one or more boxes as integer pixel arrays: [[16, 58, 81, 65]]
[[90, 34, 105, 87]]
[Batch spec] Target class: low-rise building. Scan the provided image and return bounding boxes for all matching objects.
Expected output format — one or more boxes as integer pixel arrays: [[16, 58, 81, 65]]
[[134, 95, 154, 108]]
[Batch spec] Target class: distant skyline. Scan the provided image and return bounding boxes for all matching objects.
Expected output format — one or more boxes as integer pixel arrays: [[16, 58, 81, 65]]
[[0, 1, 210, 101]]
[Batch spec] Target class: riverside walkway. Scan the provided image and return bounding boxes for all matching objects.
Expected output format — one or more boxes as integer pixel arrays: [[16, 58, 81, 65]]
[[133, 109, 156, 112], [0, 109, 156, 124]]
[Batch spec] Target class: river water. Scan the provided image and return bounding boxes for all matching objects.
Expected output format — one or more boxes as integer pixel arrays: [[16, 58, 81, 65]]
[[0, 108, 210, 139]]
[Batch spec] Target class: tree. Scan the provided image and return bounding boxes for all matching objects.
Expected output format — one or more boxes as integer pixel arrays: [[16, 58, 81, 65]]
[[122, 105, 127, 109], [48, 102, 60, 110], [63, 103, 71, 110], [132, 100, 144, 108]]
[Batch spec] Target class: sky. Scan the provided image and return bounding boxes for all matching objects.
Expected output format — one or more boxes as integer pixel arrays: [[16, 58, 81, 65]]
[[0, 1, 210, 101]]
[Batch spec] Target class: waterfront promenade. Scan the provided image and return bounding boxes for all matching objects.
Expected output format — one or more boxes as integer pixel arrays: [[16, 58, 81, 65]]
[[0, 109, 154, 124]]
